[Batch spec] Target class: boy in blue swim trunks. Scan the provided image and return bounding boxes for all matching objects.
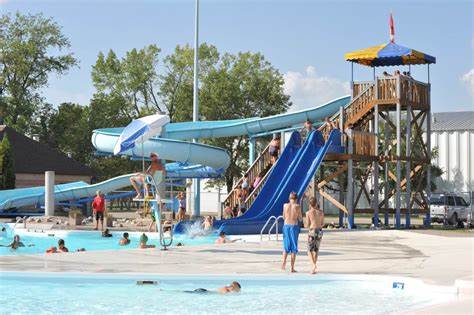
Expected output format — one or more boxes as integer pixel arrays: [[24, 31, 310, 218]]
[[281, 192, 302, 273]]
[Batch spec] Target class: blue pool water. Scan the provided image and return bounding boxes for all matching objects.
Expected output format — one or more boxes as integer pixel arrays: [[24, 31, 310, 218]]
[[0, 273, 456, 314], [0, 227, 217, 255]]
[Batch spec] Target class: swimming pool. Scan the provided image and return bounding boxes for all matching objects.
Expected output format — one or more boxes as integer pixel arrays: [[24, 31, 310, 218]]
[[0, 273, 457, 314], [0, 227, 217, 255]]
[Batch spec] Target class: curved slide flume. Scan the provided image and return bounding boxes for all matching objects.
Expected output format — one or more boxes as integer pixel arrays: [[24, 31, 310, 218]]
[[0, 174, 134, 210]]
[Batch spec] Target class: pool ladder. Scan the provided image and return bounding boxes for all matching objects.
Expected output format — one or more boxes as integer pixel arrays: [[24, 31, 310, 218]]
[[260, 215, 283, 241], [146, 175, 174, 250]]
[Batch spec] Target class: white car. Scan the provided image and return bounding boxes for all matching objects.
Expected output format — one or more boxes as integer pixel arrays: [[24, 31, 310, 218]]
[[430, 194, 471, 225]]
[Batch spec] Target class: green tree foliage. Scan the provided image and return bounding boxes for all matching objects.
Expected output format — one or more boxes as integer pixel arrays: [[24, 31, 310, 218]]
[[0, 12, 77, 132], [0, 135, 15, 189], [91, 45, 164, 118]]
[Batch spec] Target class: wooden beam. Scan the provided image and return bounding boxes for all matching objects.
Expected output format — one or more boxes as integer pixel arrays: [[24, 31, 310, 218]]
[[317, 164, 348, 188], [318, 189, 348, 214]]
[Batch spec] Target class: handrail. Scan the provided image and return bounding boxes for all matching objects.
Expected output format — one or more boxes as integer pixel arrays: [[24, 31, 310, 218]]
[[260, 215, 284, 241], [223, 141, 274, 211], [243, 162, 274, 209]]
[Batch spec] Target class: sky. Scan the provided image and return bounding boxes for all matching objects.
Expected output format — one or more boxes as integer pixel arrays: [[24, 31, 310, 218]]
[[1, 0, 473, 113]]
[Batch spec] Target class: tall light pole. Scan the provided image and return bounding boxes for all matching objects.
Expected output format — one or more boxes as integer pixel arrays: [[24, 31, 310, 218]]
[[192, 0, 200, 218]]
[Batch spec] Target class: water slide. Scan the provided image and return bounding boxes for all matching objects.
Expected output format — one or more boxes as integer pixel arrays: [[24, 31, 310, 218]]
[[0, 174, 135, 210], [174, 129, 340, 235], [218, 129, 341, 235], [0, 96, 349, 211]]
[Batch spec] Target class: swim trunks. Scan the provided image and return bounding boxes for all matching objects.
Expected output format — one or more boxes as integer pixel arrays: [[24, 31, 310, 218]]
[[283, 224, 299, 254], [308, 228, 323, 253], [95, 211, 104, 221]]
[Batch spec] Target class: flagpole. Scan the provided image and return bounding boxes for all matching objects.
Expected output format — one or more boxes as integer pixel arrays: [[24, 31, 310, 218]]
[[192, 0, 201, 218]]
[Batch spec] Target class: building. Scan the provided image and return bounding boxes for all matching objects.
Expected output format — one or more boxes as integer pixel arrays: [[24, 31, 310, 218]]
[[431, 111, 474, 193], [0, 125, 94, 187]]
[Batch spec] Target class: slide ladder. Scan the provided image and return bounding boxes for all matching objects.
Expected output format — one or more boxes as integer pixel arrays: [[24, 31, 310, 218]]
[[141, 174, 174, 249]]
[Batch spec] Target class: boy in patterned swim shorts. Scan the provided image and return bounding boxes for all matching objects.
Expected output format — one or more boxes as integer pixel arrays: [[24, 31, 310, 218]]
[[306, 197, 324, 274]]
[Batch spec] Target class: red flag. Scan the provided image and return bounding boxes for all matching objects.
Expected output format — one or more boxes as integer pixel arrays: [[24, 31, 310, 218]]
[[389, 13, 395, 43]]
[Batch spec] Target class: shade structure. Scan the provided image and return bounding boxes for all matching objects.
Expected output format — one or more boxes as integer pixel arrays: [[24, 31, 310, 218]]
[[345, 42, 436, 67], [113, 114, 170, 155]]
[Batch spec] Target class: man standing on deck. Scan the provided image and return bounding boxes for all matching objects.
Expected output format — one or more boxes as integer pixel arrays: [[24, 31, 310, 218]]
[[281, 192, 303, 273], [306, 197, 324, 274], [92, 190, 106, 231]]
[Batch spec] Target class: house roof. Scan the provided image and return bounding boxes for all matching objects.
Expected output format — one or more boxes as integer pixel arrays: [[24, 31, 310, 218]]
[[432, 111, 474, 132], [0, 125, 95, 176]]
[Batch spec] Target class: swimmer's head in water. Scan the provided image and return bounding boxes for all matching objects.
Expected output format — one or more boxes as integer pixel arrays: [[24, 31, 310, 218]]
[[231, 281, 241, 292], [13, 235, 20, 242], [219, 231, 226, 238], [140, 233, 148, 244], [58, 239, 65, 247], [289, 192, 298, 201]]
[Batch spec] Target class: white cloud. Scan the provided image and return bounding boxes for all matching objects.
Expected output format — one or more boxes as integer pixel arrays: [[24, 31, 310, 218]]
[[283, 66, 350, 111], [461, 69, 474, 96]]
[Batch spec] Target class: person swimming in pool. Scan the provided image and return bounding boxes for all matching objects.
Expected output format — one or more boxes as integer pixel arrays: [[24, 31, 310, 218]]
[[0, 235, 33, 249], [281, 192, 302, 273], [119, 232, 131, 246], [185, 281, 241, 294], [139, 233, 156, 249]]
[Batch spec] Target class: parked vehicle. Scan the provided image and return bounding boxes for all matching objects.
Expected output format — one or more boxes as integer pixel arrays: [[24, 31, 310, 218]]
[[430, 193, 471, 225]]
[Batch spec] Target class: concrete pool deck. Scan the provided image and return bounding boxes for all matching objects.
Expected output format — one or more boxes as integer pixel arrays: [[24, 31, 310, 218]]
[[1, 229, 473, 313], [1, 229, 472, 284]]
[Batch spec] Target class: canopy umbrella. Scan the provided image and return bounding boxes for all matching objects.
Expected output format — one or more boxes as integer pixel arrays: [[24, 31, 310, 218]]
[[113, 114, 170, 155], [113, 114, 170, 172], [345, 42, 436, 67]]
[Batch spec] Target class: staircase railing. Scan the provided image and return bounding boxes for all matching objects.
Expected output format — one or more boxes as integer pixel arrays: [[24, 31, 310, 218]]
[[223, 142, 273, 210], [243, 163, 273, 209]]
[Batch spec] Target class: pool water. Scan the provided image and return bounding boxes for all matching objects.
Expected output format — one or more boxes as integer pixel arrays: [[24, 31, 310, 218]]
[[0, 273, 456, 314], [0, 227, 217, 255]]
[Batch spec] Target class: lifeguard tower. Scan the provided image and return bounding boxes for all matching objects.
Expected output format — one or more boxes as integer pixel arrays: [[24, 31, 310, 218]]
[[317, 34, 436, 228]]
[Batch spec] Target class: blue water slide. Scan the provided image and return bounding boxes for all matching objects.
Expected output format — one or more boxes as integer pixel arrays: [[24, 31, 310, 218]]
[[173, 131, 303, 234], [218, 129, 340, 235], [0, 174, 134, 210], [161, 96, 349, 139]]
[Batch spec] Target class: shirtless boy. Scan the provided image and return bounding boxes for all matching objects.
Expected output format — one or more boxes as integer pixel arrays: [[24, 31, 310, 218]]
[[305, 197, 324, 274], [281, 192, 303, 273]]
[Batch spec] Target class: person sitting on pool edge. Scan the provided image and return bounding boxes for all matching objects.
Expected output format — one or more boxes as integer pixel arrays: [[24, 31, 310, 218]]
[[119, 232, 130, 246], [139, 233, 156, 249], [102, 229, 112, 238], [186, 281, 241, 294]]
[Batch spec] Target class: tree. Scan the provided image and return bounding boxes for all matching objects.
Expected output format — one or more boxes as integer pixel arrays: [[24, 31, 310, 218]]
[[160, 43, 219, 121], [200, 52, 291, 191], [47, 103, 92, 163], [91, 45, 164, 118], [0, 12, 77, 132], [0, 135, 15, 189]]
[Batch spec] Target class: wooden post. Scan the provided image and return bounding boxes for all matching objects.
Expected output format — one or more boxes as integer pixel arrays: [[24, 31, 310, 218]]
[[425, 108, 432, 226], [347, 128, 354, 229], [373, 105, 379, 227], [384, 111, 390, 226], [405, 105, 412, 227], [395, 102, 402, 228]]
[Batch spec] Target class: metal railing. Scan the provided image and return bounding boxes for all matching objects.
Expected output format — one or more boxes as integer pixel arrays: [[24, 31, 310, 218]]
[[260, 215, 284, 241]]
